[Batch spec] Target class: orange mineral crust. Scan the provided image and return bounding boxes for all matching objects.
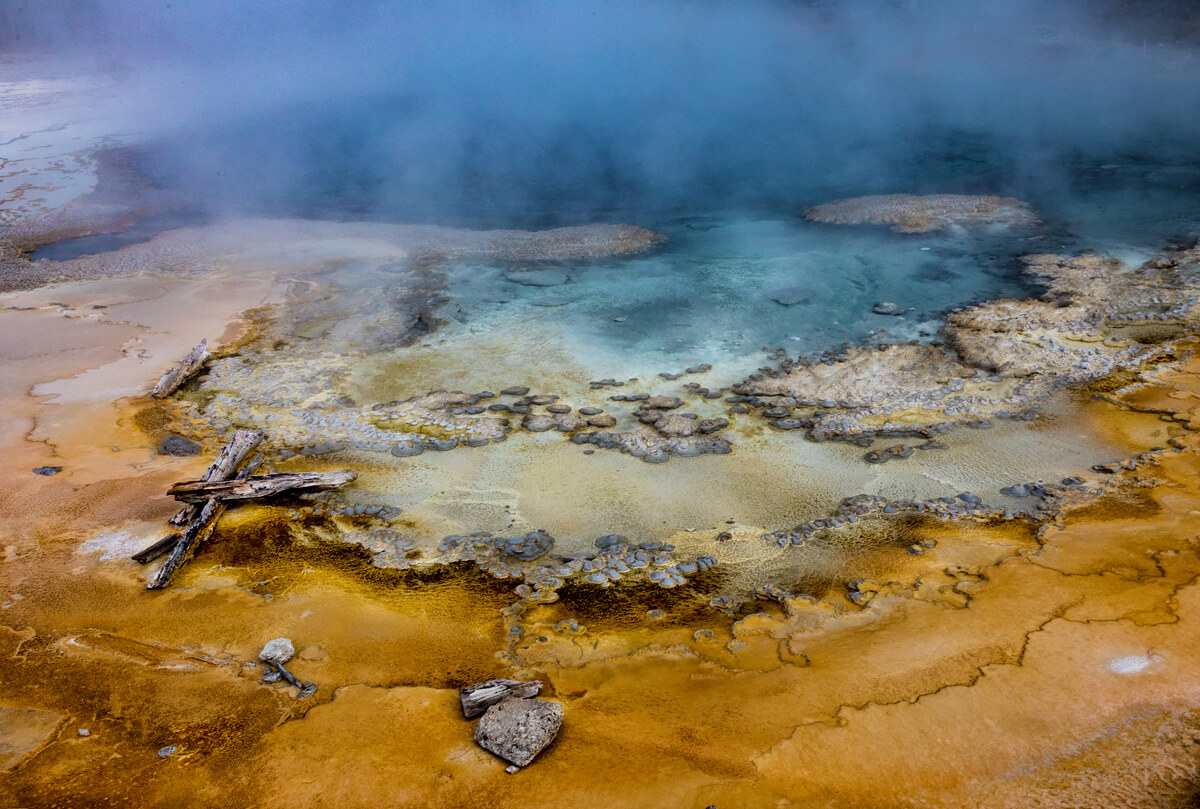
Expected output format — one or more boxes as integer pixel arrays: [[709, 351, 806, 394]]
[[2, 254, 1200, 807]]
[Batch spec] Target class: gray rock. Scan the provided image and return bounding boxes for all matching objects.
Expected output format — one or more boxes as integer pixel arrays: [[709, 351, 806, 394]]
[[259, 638, 295, 666], [872, 301, 905, 316], [768, 286, 816, 306], [474, 697, 563, 767], [32, 466, 63, 476], [158, 434, 203, 456], [494, 530, 555, 562], [505, 269, 567, 287]]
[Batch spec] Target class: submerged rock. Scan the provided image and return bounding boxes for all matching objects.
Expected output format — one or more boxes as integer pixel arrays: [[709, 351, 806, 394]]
[[768, 286, 816, 306], [805, 193, 1038, 233], [158, 434, 202, 456], [504, 268, 567, 286], [872, 301, 905, 316], [495, 530, 555, 562], [474, 697, 563, 768]]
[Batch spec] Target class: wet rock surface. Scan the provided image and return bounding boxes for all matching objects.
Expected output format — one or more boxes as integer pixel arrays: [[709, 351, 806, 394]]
[[504, 268, 568, 286], [804, 193, 1039, 233], [158, 434, 202, 456], [768, 286, 816, 306], [474, 697, 563, 768]]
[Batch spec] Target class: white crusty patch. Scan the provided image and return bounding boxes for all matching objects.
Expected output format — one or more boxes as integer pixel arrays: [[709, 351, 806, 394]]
[[1107, 654, 1157, 675]]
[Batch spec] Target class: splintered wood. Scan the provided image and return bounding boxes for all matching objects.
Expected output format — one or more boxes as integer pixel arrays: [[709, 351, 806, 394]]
[[134, 429, 357, 590], [168, 429, 265, 526], [151, 339, 211, 398], [167, 470, 357, 503]]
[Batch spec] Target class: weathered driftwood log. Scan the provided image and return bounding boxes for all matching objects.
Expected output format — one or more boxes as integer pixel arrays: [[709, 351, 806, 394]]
[[146, 456, 262, 590], [460, 679, 543, 719], [131, 532, 181, 565], [151, 339, 211, 399], [168, 430, 264, 526], [167, 470, 357, 504], [146, 498, 225, 590]]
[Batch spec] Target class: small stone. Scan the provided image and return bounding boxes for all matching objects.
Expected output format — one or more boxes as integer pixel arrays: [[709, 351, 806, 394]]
[[77, 728, 91, 737], [474, 697, 563, 767], [505, 269, 567, 286], [259, 638, 296, 666], [501, 387, 530, 396], [506, 765, 519, 774], [32, 466, 63, 476], [593, 534, 628, 550], [157, 746, 177, 758], [768, 287, 816, 306], [158, 435, 202, 456], [716, 531, 733, 542], [872, 301, 905, 316]]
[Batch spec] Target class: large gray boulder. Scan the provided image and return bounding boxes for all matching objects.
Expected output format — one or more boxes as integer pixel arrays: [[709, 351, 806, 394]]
[[474, 697, 562, 767]]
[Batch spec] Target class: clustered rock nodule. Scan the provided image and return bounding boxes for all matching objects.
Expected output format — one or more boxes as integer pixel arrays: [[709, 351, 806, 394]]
[[730, 241, 1200, 448], [436, 530, 717, 602]]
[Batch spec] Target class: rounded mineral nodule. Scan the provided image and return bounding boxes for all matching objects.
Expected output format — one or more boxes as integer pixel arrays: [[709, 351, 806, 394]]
[[259, 637, 296, 666]]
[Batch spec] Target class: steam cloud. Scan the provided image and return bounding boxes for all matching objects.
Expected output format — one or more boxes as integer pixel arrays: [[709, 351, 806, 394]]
[[5, 0, 1200, 223]]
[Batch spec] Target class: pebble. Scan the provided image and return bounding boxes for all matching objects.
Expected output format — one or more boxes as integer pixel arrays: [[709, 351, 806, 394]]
[[157, 746, 177, 758], [78, 729, 91, 737], [32, 466, 63, 476]]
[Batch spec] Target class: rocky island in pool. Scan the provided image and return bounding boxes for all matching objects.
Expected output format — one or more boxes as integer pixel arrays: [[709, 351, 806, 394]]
[[4, 2, 1200, 807]]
